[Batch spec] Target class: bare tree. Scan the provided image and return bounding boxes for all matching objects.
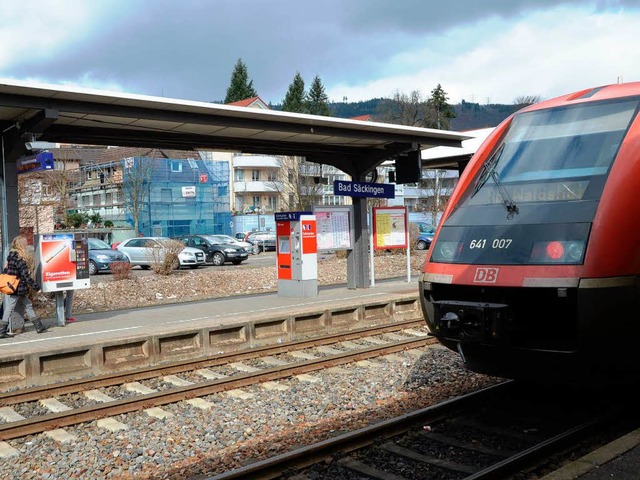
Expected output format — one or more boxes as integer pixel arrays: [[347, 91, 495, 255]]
[[417, 169, 456, 224], [122, 157, 156, 236], [265, 156, 325, 211], [376, 90, 433, 127], [513, 95, 542, 106]]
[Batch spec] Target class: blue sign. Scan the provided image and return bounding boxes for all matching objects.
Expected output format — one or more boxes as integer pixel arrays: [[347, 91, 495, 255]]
[[333, 180, 395, 199], [275, 211, 313, 221], [17, 152, 55, 175]]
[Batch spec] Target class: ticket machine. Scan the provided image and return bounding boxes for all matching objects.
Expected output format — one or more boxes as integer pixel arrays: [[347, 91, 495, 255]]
[[275, 212, 317, 297], [34, 232, 90, 326]]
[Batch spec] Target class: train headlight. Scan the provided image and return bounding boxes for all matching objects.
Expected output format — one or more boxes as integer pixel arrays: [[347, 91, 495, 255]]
[[566, 241, 585, 262], [530, 240, 586, 264], [436, 241, 463, 261]]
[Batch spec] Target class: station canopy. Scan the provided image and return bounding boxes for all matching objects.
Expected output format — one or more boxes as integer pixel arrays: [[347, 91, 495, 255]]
[[0, 78, 469, 177]]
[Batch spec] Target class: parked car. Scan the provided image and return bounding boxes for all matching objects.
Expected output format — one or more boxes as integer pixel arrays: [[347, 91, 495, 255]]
[[87, 238, 130, 275], [174, 234, 249, 266], [245, 231, 277, 252], [207, 234, 256, 254], [116, 237, 205, 269], [413, 224, 436, 250]]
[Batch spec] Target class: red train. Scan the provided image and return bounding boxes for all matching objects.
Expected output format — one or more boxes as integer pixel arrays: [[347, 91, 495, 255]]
[[419, 82, 640, 384]]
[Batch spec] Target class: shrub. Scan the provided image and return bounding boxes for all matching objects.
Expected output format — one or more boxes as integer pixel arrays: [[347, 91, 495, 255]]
[[103, 220, 114, 228], [150, 239, 184, 275], [110, 261, 132, 280]]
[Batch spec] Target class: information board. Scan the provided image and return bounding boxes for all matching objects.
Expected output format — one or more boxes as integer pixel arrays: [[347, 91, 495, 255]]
[[372, 206, 408, 250], [313, 206, 353, 251]]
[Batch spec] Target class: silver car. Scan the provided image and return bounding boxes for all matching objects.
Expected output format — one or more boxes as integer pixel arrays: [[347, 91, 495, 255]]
[[116, 236, 206, 269], [246, 231, 277, 252]]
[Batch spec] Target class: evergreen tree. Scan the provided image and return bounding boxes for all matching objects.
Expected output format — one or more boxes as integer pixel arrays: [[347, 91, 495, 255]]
[[306, 75, 331, 116], [281, 72, 307, 113], [426, 83, 456, 129], [224, 58, 257, 103]]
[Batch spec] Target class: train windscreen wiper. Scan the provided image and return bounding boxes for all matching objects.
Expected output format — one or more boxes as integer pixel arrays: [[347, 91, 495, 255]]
[[471, 143, 518, 217], [472, 143, 505, 196], [489, 169, 519, 218]]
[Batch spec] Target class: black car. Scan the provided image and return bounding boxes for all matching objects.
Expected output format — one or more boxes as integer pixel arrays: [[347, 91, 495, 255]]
[[174, 234, 250, 266], [87, 238, 130, 275]]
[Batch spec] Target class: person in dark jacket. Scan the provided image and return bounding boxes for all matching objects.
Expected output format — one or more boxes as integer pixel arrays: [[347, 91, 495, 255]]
[[0, 235, 48, 338]]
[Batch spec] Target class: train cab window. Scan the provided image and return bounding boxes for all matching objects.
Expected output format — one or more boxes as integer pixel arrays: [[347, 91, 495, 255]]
[[463, 98, 638, 208]]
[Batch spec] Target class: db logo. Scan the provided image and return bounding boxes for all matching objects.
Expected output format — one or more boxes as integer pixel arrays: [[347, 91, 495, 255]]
[[474, 267, 499, 283]]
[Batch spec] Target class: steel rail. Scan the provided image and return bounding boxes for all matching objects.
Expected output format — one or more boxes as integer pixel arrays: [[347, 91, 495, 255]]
[[0, 319, 428, 406], [208, 382, 514, 480], [0, 336, 433, 441]]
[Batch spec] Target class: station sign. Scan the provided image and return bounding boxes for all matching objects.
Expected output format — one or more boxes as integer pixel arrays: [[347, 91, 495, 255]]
[[274, 211, 312, 221], [333, 180, 395, 198], [17, 152, 55, 174]]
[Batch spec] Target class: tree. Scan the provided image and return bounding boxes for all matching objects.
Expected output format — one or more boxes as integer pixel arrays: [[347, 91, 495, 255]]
[[513, 95, 542, 107], [266, 156, 325, 211], [224, 58, 257, 103], [281, 72, 306, 113], [426, 84, 456, 130], [122, 157, 156, 236], [416, 169, 457, 224], [376, 90, 432, 127], [306, 75, 331, 116]]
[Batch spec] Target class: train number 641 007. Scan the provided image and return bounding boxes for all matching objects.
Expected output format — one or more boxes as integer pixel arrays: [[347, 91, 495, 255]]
[[469, 238, 512, 249]]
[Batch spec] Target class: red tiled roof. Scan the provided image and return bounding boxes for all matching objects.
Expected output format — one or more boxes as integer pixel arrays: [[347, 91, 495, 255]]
[[350, 114, 373, 121], [226, 96, 270, 109]]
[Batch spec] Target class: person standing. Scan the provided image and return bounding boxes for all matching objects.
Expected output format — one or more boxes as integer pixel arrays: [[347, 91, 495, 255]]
[[0, 236, 49, 338], [64, 289, 76, 323]]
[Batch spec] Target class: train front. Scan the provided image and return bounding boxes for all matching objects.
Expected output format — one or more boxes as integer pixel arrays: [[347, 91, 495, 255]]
[[420, 87, 640, 383]]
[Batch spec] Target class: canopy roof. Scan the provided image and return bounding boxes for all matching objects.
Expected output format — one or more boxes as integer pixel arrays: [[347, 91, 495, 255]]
[[0, 78, 469, 177]]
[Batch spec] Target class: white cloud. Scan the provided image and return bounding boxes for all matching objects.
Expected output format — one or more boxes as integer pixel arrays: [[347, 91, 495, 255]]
[[326, 7, 640, 104]]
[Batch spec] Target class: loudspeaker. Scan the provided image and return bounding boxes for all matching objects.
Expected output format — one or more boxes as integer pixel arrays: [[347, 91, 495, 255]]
[[395, 150, 422, 183]]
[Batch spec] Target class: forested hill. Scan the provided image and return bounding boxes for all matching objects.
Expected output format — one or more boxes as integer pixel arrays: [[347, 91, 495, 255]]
[[319, 99, 521, 131]]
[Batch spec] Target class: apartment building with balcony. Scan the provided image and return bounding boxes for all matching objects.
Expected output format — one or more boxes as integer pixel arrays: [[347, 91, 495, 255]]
[[69, 147, 231, 237]]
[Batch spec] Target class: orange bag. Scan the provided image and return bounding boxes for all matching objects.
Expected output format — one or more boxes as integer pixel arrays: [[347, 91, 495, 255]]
[[0, 273, 19, 295]]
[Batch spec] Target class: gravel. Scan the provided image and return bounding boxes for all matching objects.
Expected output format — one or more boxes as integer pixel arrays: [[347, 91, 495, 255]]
[[33, 251, 428, 317], [1, 250, 502, 478], [0, 346, 499, 479]]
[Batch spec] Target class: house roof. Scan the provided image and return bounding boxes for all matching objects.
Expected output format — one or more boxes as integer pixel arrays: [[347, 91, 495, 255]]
[[350, 114, 373, 122], [226, 96, 270, 109], [0, 78, 469, 177]]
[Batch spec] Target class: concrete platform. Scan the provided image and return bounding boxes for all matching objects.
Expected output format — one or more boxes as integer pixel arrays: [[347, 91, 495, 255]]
[[0, 279, 422, 390]]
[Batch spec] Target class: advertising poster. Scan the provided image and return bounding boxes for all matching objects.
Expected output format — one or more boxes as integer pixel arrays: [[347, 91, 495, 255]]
[[37, 233, 90, 293], [373, 206, 408, 250]]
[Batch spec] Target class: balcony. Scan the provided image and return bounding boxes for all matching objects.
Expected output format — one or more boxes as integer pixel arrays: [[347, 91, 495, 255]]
[[233, 181, 282, 193], [233, 155, 282, 168]]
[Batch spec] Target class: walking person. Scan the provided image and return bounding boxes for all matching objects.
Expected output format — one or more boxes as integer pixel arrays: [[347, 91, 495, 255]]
[[0, 236, 49, 338]]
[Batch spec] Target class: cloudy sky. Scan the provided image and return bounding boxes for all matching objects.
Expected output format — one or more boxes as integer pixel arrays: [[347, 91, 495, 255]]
[[1, 0, 639, 108]]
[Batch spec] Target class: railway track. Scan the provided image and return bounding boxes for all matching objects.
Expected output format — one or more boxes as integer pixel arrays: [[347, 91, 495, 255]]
[[0, 320, 436, 442], [210, 381, 634, 480]]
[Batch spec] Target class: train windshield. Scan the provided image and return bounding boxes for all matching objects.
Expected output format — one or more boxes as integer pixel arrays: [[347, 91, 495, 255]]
[[432, 98, 640, 265], [467, 99, 637, 208]]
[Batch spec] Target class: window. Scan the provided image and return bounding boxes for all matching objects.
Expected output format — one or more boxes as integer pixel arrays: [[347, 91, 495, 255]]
[[252, 170, 260, 181], [267, 170, 277, 181], [171, 161, 183, 173], [161, 188, 172, 202], [234, 170, 244, 181], [268, 196, 277, 210], [93, 193, 101, 206], [253, 196, 260, 208]]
